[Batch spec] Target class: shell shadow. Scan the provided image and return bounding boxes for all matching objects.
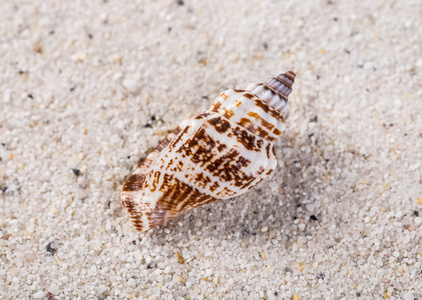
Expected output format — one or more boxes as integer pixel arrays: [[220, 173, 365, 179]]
[[152, 118, 360, 243]]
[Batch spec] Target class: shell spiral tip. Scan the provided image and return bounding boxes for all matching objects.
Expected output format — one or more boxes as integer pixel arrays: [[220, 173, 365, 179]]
[[275, 71, 295, 89], [263, 70, 296, 98], [283, 71, 296, 83]]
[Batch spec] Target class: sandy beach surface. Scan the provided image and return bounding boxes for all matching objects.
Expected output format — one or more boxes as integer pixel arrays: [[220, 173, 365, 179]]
[[1, 0, 421, 299]]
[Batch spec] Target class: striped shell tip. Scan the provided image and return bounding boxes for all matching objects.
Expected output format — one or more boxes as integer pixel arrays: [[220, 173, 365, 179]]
[[276, 71, 296, 88], [284, 71, 296, 81], [262, 71, 296, 98]]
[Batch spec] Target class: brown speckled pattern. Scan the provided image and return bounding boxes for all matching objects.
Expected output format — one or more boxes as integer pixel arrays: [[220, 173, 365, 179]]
[[122, 72, 295, 232]]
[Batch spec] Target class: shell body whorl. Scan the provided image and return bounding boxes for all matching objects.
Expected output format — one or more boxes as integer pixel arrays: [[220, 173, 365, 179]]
[[122, 72, 295, 232]]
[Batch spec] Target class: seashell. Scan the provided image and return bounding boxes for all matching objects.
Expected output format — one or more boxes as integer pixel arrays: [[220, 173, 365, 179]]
[[122, 71, 296, 232]]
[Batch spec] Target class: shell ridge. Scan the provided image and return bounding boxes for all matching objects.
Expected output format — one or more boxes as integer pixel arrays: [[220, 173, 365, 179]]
[[122, 118, 197, 231], [211, 89, 286, 140], [140, 112, 262, 202], [178, 111, 275, 198]]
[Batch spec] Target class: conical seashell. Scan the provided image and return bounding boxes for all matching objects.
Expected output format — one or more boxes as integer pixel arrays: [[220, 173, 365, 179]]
[[122, 71, 296, 232]]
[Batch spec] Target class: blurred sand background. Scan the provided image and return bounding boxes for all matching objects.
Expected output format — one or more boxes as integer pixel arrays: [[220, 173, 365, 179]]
[[1, 0, 421, 299]]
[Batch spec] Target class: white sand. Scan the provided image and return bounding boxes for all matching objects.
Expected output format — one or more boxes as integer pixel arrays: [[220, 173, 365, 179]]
[[1, 0, 421, 299]]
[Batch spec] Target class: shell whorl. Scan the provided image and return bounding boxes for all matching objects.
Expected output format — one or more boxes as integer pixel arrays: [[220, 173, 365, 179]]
[[246, 71, 295, 113], [265, 71, 296, 97]]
